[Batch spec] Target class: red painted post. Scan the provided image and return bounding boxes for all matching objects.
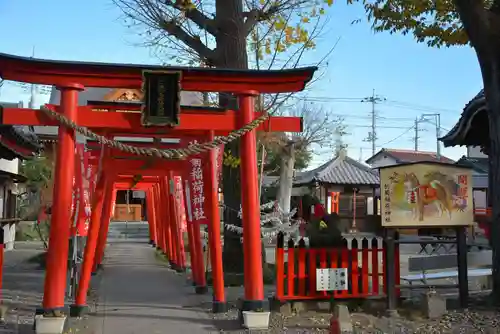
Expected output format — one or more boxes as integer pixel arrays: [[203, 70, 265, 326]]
[[171, 174, 186, 270], [152, 186, 161, 251], [146, 188, 157, 247], [154, 185, 165, 253], [93, 182, 115, 272], [0, 230, 4, 303], [182, 169, 205, 291], [275, 234, 284, 300], [160, 179, 175, 262], [186, 220, 199, 284], [42, 84, 83, 312], [204, 130, 226, 311], [238, 93, 265, 311], [165, 175, 183, 271], [72, 175, 107, 315], [192, 222, 207, 292]]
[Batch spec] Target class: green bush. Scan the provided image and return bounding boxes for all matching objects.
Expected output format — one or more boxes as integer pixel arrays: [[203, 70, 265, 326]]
[[306, 213, 344, 248]]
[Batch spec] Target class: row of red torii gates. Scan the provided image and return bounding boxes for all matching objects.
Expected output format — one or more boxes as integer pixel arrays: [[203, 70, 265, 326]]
[[0, 52, 316, 325]]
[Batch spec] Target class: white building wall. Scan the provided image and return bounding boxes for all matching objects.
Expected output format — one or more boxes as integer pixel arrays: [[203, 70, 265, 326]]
[[467, 146, 488, 158], [367, 155, 399, 169], [0, 159, 19, 175]]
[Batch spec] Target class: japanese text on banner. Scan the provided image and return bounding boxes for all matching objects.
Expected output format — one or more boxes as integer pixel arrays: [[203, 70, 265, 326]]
[[190, 157, 206, 222]]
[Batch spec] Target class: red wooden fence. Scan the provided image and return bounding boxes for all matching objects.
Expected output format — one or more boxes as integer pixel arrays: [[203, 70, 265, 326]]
[[275, 233, 400, 301]]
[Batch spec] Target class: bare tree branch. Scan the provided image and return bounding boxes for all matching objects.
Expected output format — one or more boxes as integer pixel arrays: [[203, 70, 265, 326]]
[[160, 19, 217, 63], [166, 0, 219, 36]]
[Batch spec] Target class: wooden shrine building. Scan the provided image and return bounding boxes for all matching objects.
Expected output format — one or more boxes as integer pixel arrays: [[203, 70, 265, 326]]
[[293, 149, 380, 232]]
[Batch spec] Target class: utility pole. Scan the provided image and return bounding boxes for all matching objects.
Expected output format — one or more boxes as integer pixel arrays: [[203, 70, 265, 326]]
[[421, 113, 442, 160], [334, 125, 348, 156], [358, 147, 363, 163], [362, 89, 386, 155], [414, 117, 419, 151]]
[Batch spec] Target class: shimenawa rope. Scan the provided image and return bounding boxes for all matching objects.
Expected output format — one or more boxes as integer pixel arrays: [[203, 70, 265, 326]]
[[39, 105, 269, 159]]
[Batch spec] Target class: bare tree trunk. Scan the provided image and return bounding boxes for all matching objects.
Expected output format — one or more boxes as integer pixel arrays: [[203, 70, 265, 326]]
[[277, 145, 296, 214]]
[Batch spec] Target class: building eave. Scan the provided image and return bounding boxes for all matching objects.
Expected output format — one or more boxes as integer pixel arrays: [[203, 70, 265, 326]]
[[440, 90, 489, 148]]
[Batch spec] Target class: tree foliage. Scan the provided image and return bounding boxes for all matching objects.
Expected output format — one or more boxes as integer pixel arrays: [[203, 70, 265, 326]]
[[20, 154, 52, 191], [115, 0, 334, 67], [352, 1, 500, 48], [353, 0, 468, 47], [263, 146, 312, 175]]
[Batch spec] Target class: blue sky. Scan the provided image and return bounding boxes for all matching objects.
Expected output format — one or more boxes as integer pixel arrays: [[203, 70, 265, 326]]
[[0, 1, 483, 168]]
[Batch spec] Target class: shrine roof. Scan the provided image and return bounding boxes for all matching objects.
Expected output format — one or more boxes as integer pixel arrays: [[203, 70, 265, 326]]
[[455, 155, 489, 174], [0, 52, 317, 93], [440, 90, 488, 148], [48, 87, 202, 106], [294, 150, 380, 186], [0, 103, 43, 160]]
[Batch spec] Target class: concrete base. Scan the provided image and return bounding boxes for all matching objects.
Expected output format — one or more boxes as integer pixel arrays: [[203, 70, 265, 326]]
[[212, 301, 228, 313], [330, 304, 353, 333], [242, 311, 270, 330], [421, 291, 446, 319], [195, 286, 208, 294], [69, 304, 87, 318], [34, 315, 67, 334]]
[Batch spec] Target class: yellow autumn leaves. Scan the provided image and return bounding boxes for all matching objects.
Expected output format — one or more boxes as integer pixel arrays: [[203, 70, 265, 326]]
[[251, 1, 333, 60], [223, 150, 241, 168]]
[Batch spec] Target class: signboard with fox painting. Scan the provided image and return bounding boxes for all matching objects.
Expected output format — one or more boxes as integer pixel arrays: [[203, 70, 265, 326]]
[[379, 162, 473, 227]]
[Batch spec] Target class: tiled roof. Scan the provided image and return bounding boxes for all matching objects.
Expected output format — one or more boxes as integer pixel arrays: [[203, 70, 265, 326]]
[[366, 148, 455, 165], [0, 102, 43, 159], [456, 155, 488, 174], [440, 90, 488, 148], [48, 87, 203, 106], [294, 152, 379, 186]]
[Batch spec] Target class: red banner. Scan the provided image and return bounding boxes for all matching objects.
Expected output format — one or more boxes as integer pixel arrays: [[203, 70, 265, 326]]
[[70, 143, 90, 237], [174, 176, 187, 232]]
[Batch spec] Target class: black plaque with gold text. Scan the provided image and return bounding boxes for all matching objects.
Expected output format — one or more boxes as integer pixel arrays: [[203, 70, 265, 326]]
[[141, 70, 182, 127]]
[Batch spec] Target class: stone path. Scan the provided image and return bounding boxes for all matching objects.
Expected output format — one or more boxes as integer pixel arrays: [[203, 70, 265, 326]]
[[75, 240, 217, 334]]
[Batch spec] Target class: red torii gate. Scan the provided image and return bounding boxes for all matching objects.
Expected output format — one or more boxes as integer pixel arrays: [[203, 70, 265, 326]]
[[87, 154, 205, 280], [88, 140, 215, 293], [0, 52, 315, 329]]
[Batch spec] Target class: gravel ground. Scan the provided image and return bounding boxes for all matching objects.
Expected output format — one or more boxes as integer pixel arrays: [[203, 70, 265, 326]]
[[0, 242, 46, 334], [209, 298, 500, 333]]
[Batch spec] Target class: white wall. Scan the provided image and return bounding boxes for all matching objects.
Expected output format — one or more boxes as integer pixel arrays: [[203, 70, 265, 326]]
[[467, 146, 487, 158], [0, 158, 18, 174], [367, 155, 399, 169]]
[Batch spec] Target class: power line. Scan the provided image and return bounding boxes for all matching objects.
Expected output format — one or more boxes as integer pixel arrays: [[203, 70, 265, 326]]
[[420, 113, 442, 159], [290, 95, 458, 114], [379, 126, 415, 147], [384, 100, 456, 114]]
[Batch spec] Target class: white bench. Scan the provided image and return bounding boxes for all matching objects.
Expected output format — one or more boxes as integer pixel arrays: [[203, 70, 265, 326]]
[[401, 268, 492, 284], [400, 250, 492, 288]]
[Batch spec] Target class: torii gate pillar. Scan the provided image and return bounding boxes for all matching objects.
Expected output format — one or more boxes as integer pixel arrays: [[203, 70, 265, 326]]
[[39, 84, 83, 320], [239, 92, 266, 311]]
